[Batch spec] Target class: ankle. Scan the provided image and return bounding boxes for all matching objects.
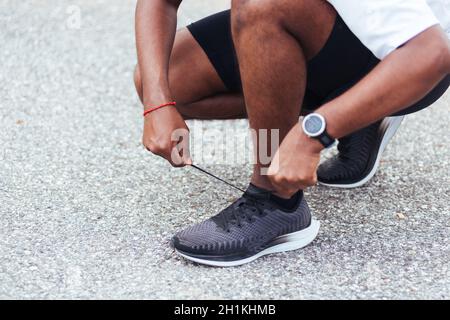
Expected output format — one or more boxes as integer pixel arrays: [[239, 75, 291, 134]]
[[270, 191, 303, 210], [250, 174, 274, 192]]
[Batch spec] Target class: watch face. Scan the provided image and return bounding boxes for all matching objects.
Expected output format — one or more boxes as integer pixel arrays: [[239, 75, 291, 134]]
[[303, 114, 325, 137]]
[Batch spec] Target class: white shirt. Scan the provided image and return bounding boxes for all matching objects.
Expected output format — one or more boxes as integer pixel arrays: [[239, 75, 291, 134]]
[[327, 0, 450, 59]]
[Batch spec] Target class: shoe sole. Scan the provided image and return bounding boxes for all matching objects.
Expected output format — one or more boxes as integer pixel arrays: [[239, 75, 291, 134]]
[[175, 219, 320, 267], [319, 116, 405, 189]]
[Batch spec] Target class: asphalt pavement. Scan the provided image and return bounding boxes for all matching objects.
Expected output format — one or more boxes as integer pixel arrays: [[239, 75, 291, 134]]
[[0, 0, 449, 299]]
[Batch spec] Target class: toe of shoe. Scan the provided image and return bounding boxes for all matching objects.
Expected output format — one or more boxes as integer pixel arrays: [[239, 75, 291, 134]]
[[171, 233, 200, 255], [171, 234, 187, 251], [170, 234, 180, 250]]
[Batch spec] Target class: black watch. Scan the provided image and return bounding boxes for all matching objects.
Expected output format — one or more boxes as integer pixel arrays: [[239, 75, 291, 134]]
[[302, 113, 336, 148]]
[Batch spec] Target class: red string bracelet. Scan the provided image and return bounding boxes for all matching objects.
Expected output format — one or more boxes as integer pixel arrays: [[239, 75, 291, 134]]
[[143, 102, 177, 117]]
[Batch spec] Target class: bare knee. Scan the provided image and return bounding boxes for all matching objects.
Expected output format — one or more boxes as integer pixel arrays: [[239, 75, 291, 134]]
[[231, 0, 316, 33], [231, 0, 280, 36], [134, 65, 143, 103], [231, 0, 335, 59]]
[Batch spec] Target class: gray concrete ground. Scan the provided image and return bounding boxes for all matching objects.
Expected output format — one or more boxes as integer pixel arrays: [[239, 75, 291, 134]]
[[0, 0, 449, 300]]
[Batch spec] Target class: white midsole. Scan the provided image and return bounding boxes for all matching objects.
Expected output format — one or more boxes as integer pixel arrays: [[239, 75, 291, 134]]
[[175, 219, 321, 267], [319, 116, 405, 189]]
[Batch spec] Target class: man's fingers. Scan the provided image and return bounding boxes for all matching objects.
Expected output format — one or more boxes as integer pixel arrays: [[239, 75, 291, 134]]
[[179, 138, 193, 166], [183, 154, 193, 166], [274, 185, 303, 198], [269, 173, 311, 197], [171, 127, 190, 167], [170, 145, 185, 167]]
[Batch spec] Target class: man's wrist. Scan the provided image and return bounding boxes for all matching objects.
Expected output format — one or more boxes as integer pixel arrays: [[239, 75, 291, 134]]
[[143, 103, 179, 123], [297, 124, 325, 153], [142, 88, 173, 109], [300, 113, 335, 150]]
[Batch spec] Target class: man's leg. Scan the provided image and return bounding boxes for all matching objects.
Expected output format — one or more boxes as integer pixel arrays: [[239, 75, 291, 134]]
[[134, 28, 245, 120], [231, 0, 336, 193], [170, 2, 337, 266]]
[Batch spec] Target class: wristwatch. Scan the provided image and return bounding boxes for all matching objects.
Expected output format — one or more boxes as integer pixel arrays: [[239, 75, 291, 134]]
[[301, 113, 336, 148]]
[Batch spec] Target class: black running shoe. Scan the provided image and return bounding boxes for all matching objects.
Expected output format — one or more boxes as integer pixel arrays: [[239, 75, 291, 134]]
[[318, 116, 404, 188], [171, 185, 320, 267]]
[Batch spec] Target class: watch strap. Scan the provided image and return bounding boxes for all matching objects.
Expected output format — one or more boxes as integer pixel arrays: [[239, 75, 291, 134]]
[[317, 131, 335, 148]]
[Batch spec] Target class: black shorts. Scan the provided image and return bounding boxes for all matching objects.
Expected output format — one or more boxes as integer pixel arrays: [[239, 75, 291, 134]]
[[187, 10, 449, 116]]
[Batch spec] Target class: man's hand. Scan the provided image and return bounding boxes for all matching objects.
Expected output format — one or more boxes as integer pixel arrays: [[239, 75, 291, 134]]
[[143, 106, 192, 167], [267, 122, 323, 197]]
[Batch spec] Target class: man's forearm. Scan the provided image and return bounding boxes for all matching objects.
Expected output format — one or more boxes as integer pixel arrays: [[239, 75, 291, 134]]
[[135, 0, 181, 106], [318, 26, 450, 140]]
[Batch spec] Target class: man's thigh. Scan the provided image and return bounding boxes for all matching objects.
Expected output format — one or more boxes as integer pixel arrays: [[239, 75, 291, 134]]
[[169, 27, 229, 104], [175, 6, 450, 117], [186, 10, 241, 93], [186, 10, 326, 110]]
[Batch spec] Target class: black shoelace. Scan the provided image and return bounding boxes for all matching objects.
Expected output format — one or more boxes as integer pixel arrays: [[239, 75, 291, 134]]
[[189, 165, 275, 232], [217, 192, 270, 232]]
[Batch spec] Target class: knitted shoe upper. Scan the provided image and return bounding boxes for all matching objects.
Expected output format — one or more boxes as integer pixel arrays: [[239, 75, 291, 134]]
[[172, 185, 311, 258], [318, 120, 382, 184]]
